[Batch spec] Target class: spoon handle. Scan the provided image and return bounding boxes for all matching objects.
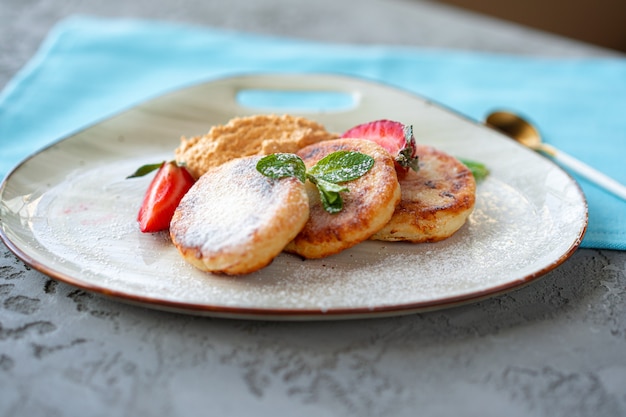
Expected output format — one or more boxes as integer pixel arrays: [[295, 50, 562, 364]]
[[552, 150, 626, 201]]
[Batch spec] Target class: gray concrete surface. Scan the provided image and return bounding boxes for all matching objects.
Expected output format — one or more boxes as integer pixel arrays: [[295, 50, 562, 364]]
[[1, 1, 625, 416]]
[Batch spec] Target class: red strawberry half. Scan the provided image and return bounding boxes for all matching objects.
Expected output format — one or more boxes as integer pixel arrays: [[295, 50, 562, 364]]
[[129, 161, 196, 233], [341, 119, 419, 176]]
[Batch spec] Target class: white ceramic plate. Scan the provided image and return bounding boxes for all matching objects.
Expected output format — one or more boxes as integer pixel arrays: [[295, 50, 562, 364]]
[[0, 74, 587, 320]]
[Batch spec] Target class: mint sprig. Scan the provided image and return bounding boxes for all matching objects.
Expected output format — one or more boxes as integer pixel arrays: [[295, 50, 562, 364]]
[[255, 153, 307, 183], [307, 176, 349, 213], [458, 158, 490, 182], [257, 151, 375, 214]]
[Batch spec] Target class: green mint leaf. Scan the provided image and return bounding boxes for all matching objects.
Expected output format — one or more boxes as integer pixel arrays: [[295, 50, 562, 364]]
[[319, 191, 343, 213], [308, 176, 349, 195], [458, 158, 490, 182], [126, 162, 165, 179], [256, 153, 306, 183], [311, 177, 347, 213], [256, 151, 374, 214], [308, 151, 374, 183], [307, 176, 349, 214]]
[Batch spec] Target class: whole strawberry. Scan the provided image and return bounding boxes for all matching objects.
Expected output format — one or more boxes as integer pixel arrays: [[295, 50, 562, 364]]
[[341, 119, 419, 177]]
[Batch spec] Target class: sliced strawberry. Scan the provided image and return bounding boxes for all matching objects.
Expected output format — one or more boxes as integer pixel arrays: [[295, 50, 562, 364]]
[[341, 119, 419, 176], [133, 161, 195, 233]]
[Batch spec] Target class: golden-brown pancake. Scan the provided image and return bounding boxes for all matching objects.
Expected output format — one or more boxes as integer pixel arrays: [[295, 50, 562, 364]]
[[371, 144, 476, 243], [170, 155, 309, 275], [284, 139, 401, 259]]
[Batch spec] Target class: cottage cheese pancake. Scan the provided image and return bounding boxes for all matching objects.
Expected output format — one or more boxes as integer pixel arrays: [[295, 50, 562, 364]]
[[170, 155, 309, 275], [175, 114, 337, 179], [284, 139, 401, 259], [371, 144, 476, 243]]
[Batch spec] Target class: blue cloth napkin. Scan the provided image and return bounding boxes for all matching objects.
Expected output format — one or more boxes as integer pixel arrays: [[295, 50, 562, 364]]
[[1, 16, 625, 250]]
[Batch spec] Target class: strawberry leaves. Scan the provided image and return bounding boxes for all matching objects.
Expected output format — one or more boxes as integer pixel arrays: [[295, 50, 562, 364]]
[[395, 124, 420, 173], [257, 151, 374, 214], [126, 162, 166, 179]]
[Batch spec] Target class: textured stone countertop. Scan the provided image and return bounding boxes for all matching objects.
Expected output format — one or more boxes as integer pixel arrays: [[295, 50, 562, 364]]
[[1, 1, 625, 416]]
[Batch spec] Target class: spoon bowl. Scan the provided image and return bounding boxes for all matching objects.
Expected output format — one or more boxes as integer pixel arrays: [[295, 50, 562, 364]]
[[485, 111, 555, 155]]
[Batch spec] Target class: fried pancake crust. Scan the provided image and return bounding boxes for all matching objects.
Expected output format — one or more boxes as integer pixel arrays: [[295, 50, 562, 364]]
[[371, 144, 476, 242], [170, 155, 309, 275], [284, 139, 401, 259]]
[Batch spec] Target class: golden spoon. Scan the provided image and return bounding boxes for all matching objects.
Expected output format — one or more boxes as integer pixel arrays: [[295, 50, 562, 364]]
[[485, 110, 626, 202]]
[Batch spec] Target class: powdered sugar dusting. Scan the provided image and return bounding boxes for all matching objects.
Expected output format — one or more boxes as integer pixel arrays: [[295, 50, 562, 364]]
[[15, 155, 581, 314], [172, 156, 286, 254]]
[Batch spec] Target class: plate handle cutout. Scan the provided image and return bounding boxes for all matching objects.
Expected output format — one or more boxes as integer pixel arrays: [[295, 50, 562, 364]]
[[236, 89, 358, 113]]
